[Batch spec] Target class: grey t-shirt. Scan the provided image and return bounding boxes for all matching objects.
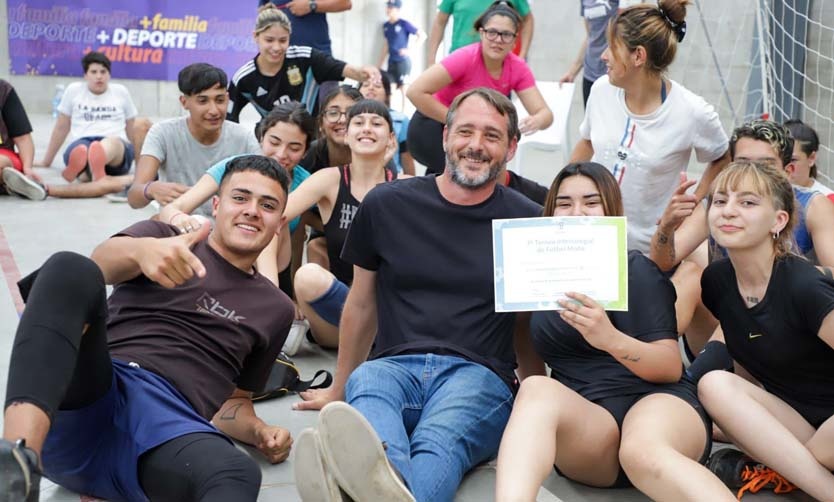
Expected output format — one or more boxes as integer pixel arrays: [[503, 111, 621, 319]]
[[582, 0, 618, 82], [142, 117, 260, 215]]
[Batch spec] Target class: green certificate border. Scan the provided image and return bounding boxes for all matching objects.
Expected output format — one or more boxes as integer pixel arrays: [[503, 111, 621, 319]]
[[492, 216, 628, 311]]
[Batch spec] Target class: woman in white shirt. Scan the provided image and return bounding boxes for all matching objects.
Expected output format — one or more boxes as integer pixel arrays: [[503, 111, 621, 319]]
[[571, 0, 730, 253]]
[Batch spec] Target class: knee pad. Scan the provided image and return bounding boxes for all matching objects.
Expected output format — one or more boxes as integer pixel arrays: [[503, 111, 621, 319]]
[[20, 251, 104, 306], [684, 341, 734, 383], [307, 278, 349, 326]]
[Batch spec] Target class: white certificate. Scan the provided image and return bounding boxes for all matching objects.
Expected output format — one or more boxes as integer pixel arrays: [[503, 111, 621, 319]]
[[492, 216, 628, 312]]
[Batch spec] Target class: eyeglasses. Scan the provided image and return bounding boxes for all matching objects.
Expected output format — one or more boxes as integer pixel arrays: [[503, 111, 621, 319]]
[[323, 108, 349, 123], [480, 28, 517, 44]]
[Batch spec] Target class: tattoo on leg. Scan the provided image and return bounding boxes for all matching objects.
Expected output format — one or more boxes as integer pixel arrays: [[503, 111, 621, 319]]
[[219, 403, 243, 421], [620, 354, 641, 362]]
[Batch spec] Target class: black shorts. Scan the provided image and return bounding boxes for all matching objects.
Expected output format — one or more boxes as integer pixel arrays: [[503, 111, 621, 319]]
[[555, 382, 712, 488], [387, 58, 412, 86], [784, 396, 834, 429]]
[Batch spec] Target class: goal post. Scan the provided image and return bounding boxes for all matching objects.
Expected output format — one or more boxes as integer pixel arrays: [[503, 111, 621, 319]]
[[668, 0, 833, 183]]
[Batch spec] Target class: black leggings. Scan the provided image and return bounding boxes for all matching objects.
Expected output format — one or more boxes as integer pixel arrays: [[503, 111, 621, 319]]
[[407, 110, 446, 175], [5, 252, 261, 501], [138, 432, 261, 502], [278, 263, 293, 299]]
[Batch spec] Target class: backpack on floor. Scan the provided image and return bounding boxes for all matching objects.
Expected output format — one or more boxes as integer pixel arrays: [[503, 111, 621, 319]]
[[252, 352, 332, 402]]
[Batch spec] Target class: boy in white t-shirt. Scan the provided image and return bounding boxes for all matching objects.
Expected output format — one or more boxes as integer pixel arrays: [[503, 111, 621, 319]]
[[37, 52, 139, 183]]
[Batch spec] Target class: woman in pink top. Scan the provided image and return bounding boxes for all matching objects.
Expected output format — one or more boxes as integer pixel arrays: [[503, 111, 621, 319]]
[[407, 0, 552, 174]]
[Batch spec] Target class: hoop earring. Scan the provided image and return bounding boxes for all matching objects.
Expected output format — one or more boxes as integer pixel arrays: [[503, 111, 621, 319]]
[[772, 231, 780, 240]]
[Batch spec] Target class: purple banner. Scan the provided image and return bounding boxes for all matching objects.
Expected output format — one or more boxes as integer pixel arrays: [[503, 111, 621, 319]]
[[7, 1, 260, 81]]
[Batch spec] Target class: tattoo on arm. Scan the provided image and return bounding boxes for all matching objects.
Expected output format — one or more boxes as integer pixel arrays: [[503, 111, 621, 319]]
[[656, 231, 676, 264], [665, 233, 676, 261], [219, 403, 243, 421], [620, 354, 641, 362]]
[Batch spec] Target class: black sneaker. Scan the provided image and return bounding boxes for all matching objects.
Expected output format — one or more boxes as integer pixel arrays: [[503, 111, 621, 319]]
[[0, 438, 41, 501], [707, 448, 796, 498], [2, 168, 46, 201]]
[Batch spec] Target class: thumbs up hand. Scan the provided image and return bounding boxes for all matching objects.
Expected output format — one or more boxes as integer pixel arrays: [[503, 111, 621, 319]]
[[138, 218, 211, 288]]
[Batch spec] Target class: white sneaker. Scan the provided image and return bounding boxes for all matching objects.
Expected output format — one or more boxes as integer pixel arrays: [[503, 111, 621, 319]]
[[318, 402, 415, 502], [2, 168, 46, 201], [282, 319, 309, 356], [294, 428, 344, 502], [106, 186, 130, 203]]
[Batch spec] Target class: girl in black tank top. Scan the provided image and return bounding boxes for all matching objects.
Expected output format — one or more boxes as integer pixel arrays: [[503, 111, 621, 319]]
[[280, 99, 406, 348], [323, 163, 396, 286]]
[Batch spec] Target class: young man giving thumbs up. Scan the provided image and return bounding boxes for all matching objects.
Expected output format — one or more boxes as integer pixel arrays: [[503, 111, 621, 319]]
[[1, 155, 294, 502]]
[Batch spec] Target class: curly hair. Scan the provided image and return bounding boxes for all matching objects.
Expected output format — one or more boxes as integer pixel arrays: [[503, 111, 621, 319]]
[[729, 119, 794, 168]]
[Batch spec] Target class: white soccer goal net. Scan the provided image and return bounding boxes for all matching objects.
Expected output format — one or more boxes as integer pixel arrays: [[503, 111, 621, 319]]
[[668, 0, 834, 184]]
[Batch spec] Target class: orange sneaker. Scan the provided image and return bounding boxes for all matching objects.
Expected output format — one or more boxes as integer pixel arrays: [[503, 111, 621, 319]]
[[61, 144, 88, 182], [87, 141, 107, 181]]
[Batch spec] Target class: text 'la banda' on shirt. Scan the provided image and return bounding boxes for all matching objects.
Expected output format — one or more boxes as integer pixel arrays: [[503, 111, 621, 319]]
[[227, 46, 346, 122]]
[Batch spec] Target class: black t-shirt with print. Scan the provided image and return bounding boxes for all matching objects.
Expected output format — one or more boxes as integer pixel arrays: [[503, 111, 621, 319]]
[[106, 221, 294, 420]]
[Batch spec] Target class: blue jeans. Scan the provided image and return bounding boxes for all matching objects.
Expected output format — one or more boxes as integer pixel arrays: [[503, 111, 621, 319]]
[[345, 354, 513, 502]]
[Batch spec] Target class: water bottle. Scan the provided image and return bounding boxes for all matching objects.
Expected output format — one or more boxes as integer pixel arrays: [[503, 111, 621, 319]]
[[52, 84, 65, 118]]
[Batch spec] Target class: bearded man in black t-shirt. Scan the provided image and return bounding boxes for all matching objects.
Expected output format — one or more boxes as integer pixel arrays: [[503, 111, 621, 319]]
[[1, 155, 295, 502], [291, 88, 544, 502]]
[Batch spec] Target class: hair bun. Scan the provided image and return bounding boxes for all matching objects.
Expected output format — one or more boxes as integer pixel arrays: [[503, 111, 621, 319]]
[[658, 0, 689, 42]]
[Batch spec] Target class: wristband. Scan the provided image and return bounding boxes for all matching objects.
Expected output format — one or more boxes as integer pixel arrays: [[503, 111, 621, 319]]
[[143, 181, 155, 201], [169, 212, 188, 225]]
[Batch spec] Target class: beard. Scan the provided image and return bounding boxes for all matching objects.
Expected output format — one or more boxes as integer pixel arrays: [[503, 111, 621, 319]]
[[446, 148, 504, 189]]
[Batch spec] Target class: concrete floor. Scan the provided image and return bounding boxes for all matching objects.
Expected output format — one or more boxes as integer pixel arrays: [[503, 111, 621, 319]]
[[0, 115, 812, 501]]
